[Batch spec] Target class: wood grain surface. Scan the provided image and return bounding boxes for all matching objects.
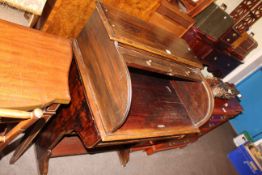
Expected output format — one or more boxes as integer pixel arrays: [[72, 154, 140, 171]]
[[0, 19, 72, 110], [97, 3, 202, 68], [73, 9, 131, 133], [117, 44, 202, 81]]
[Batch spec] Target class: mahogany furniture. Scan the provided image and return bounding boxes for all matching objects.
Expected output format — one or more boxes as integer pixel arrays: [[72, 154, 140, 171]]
[[0, 19, 72, 163], [35, 3, 242, 175], [220, 29, 258, 60], [181, 1, 260, 77], [182, 27, 243, 78], [230, 0, 262, 33]]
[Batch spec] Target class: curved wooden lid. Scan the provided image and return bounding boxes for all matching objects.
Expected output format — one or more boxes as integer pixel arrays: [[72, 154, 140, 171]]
[[73, 8, 132, 133], [0, 20, 72, 110]]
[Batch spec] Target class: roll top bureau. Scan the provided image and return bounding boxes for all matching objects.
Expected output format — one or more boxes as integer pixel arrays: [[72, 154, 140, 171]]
[[73, 2, 214, 142], [35, 3, 242, 175]]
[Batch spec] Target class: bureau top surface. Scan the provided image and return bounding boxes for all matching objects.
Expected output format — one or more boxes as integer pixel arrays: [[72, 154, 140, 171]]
[[97, 3, 202, 68], [0, 19, 72, 110]]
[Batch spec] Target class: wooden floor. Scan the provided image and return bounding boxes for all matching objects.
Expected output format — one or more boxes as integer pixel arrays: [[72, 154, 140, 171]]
[[0, 122, 237, 175]]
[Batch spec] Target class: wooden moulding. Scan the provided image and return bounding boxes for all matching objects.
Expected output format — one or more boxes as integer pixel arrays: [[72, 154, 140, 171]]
[[73, 2, 214, 141]]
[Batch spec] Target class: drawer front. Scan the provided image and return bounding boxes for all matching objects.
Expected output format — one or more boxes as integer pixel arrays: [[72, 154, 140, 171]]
[[220, 28, 240, 45], [203, 50, 242, 78], [182, 28, 214, 59], [117, 44, 202, 81], [229, 33, 258, 60]]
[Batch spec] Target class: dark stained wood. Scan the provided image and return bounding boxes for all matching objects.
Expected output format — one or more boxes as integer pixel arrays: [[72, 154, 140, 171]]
[[220, 28, 241, 45], [171, 78, 214, 127], [118, 148, 130, 167], [212, 98, 243, 116], [73, 2, 213, 141], [97, 3, 202, 68], [230, 0, 262, 33], [35, 60, 100, 175], [230, 0, 260, 22], [130, 97, 242, 155], [204, 50, 242, 78], [117, 44, 202, 81], [182, 27, 214, 59], [74, 9, 131, 133], [33, 3, 243, 175], [51, 136, 87, 157], [109, 69, 199, 140], [182, 27, 243, 78]]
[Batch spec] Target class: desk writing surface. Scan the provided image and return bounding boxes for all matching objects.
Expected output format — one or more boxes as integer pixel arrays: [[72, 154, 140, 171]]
[[0, 19, 72, 110]]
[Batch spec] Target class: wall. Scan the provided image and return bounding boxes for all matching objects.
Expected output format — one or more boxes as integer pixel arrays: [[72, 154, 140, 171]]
[[230, 68, 262, 141]]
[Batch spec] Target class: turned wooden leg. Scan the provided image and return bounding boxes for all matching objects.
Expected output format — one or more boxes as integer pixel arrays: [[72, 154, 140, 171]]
[[118, 148, 130, 167], [35, 145, 52, 175]]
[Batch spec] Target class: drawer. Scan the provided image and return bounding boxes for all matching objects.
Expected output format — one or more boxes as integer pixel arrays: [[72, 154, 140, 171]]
[[117, 44, 202, 82], [220, 28, 240, 45], [204, 50, 242, 78], [183, 27, 214, 59]]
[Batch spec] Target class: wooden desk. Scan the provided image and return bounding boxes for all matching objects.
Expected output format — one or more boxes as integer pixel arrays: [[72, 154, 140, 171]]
[[35, 3, 242, 175]]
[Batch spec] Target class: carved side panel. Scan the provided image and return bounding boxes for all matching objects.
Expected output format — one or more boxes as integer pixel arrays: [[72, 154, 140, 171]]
[[231, 0, 262, 33], [230, 0, 259, 22]]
